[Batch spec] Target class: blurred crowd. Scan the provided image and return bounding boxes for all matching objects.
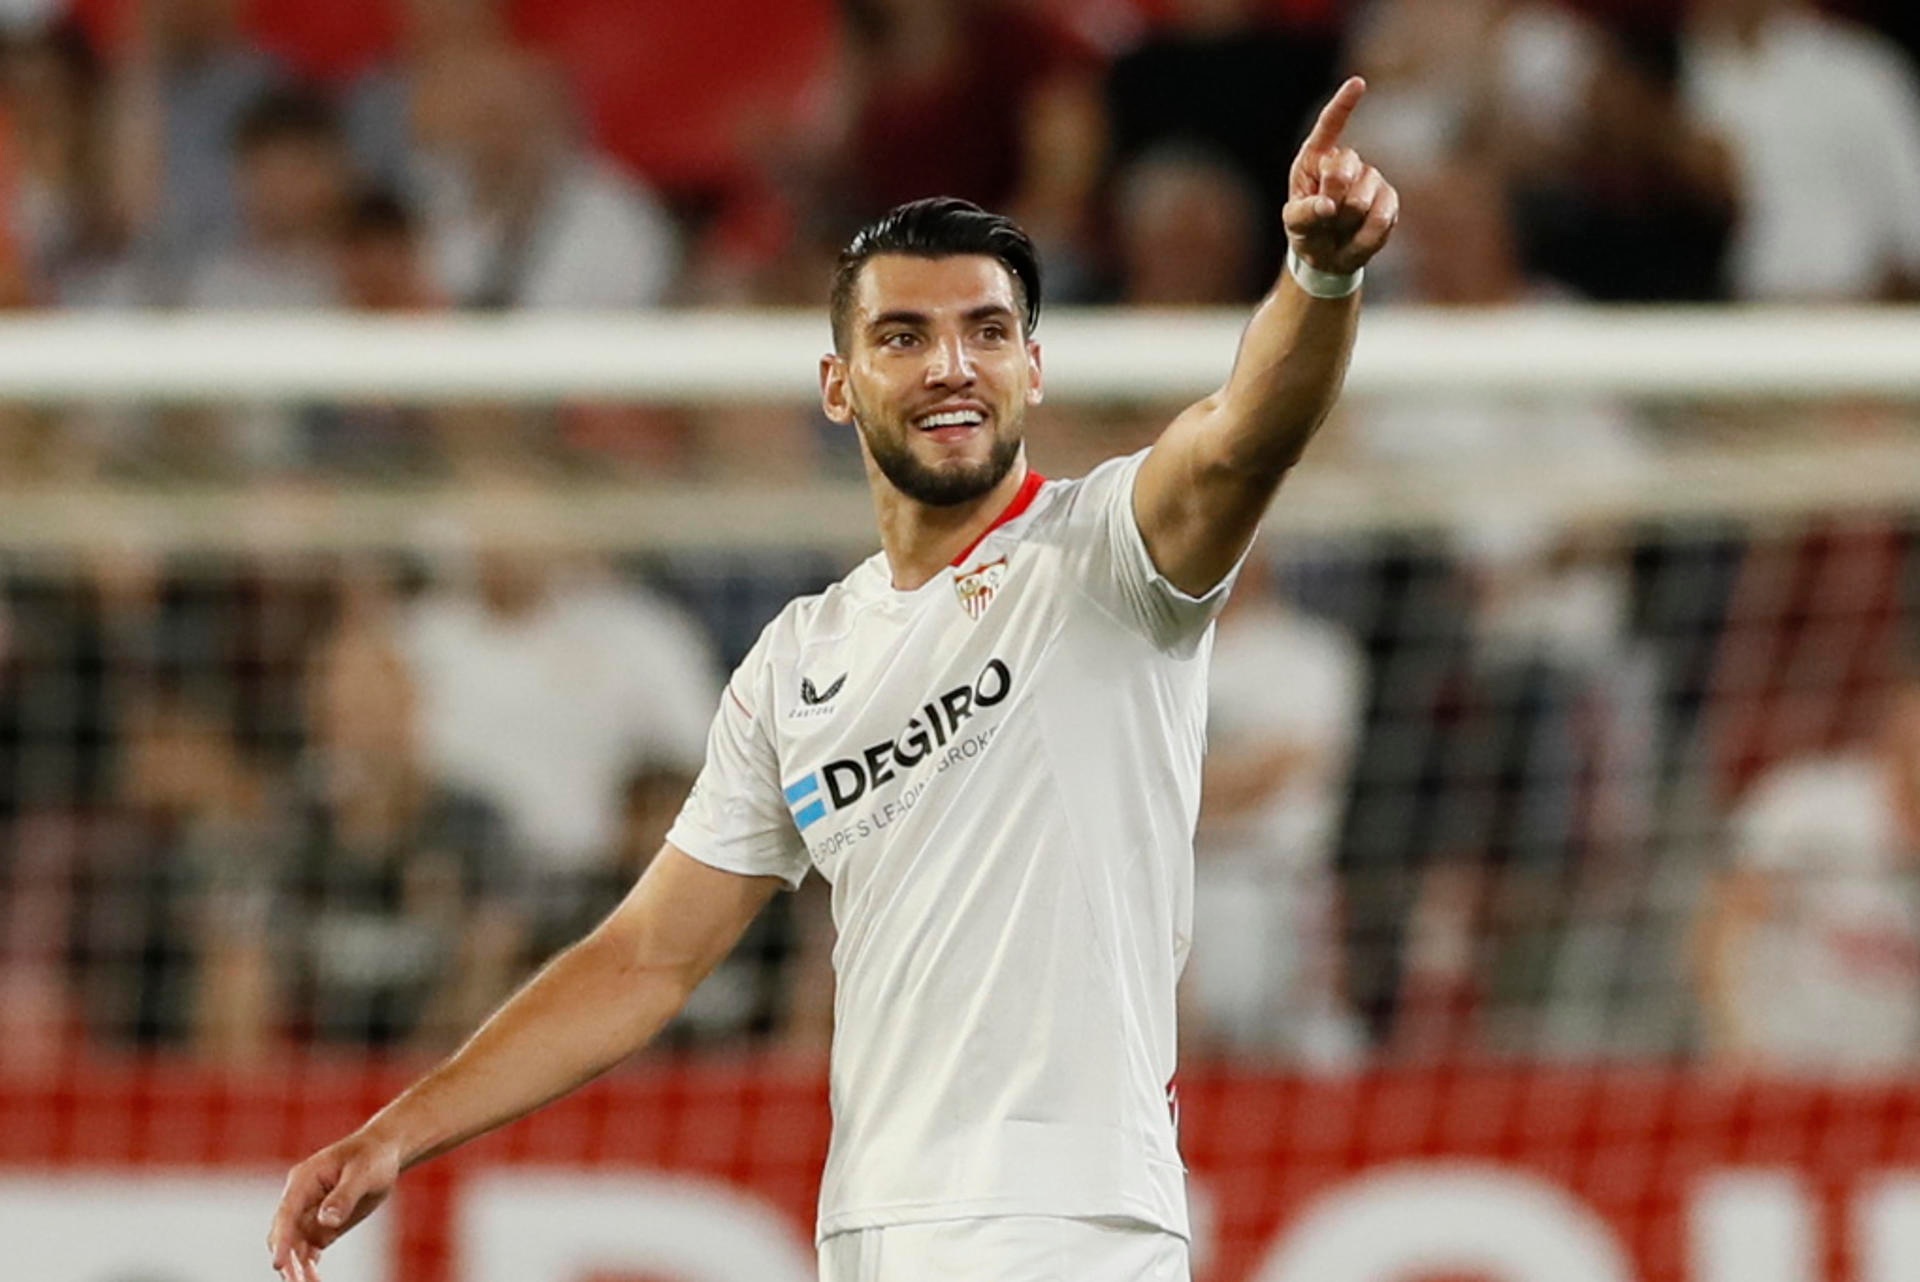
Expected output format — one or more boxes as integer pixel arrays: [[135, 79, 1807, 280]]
[[2, 516, 1914, 1075], [0, 0, 1910, 479], [1, 0, 1919, 1076]]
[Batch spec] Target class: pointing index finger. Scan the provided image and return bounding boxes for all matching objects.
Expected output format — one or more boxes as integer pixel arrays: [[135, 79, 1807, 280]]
[[1303, 76, 1367, 154]]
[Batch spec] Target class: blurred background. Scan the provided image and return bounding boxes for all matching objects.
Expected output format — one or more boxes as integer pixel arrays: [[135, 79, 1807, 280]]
[[0, 0, 1918, 1279]]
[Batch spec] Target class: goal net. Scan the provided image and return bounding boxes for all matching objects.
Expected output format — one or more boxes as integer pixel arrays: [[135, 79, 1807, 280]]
[[1, 308, 1917, 1282]]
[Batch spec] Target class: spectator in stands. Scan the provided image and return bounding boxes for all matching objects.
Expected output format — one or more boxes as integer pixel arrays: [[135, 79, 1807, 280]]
[[298, 187, 447, 476], [172, 86, 351, 473], [106, 0, 288, 298], [0, 19, 121, 305], [344, 0, 508, 197], [1113, 145, 1264, 306], [76, 685, 285, 1062], [1187, 554, 1368, 1067], [0, 563, 123, 828], [277, 562, 525, 1051], [1513, 25, 1738, 302], [1103, 0, 1340, 286], [1340, 0, 1605, 298], [1034, 142, 1266, 477], [1342, 0, 1591, 179], [402, 518, 719, 945], [1697, 673, 1920, 1072], [332, 187, 436, 314], [1683, 0, 1920, 299], [798, 0, 1104, 293], [0, 561, 125, 1067], [184, 86, 346, 310], [1335, 157, 1660, 1057], [414, 43, 678, 309]]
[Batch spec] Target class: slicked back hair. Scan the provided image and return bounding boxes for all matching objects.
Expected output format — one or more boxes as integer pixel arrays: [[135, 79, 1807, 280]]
[[830, 197, 1042, 353]]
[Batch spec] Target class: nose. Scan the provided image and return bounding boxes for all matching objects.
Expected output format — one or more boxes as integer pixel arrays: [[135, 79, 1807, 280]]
[[924, 333, 976, 388]]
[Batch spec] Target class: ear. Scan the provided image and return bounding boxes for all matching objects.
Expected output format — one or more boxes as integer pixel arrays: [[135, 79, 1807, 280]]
[[1025, 340, 1044, 407], [820, 353, 854, 424]]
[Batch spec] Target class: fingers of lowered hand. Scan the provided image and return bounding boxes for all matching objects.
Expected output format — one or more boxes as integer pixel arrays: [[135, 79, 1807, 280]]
[[287, 1242, 322, 1282], [269, 1165, 321, 1271], [317, 1167, 367, 1232]]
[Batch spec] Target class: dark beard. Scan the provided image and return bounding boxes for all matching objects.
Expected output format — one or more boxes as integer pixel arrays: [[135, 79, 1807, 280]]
[[859, 417, 1023, 507]]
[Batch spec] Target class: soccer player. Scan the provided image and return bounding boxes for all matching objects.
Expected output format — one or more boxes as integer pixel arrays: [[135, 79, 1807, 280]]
[[268, 77, 1397, 1282]]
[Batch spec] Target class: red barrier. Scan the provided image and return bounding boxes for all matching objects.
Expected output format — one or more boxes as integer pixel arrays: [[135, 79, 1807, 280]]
[[5, 1056, 1918, 1281]]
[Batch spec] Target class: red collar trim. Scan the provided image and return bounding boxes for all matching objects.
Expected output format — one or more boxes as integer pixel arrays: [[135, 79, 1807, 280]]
[[950, 469, 1047, 568]]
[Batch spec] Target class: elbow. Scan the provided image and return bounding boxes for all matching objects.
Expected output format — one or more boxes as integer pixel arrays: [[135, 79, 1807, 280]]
[[576, 925, 707, 1024]]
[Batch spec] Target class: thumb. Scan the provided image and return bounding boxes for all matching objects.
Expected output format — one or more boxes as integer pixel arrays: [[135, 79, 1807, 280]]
[[318, 1174, 361, 1229]]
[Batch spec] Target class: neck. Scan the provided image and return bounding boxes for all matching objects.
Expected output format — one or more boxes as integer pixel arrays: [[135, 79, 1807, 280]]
[[869, 453, 1032, 591]]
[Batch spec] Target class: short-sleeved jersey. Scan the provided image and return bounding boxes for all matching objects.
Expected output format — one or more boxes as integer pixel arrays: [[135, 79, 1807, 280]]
[[667, 450, 1234, 1242]]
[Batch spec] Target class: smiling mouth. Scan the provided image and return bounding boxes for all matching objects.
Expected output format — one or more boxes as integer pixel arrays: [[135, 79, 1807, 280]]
[[914, 408, 987, 441]]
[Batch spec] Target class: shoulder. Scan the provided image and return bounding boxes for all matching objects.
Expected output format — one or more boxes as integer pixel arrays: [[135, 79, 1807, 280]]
[[737, 557, 885, 673], [1028, 450, 1146, 530]]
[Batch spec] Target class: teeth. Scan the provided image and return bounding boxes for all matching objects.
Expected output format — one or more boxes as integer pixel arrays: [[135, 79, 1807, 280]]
[[918, 410, 985, 429]]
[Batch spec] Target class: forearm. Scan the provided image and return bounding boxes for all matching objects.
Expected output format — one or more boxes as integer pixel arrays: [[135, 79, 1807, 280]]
[[362, 926, 691, 1169], [1207, 273, 1360, 479], [1132, 277, 1360, 595], [1128, 78, 1390, 597]]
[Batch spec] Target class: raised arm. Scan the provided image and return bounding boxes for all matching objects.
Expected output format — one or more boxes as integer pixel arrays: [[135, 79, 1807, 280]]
[[266, 845, 783, 1282], [1133, 77, 1399, 596]]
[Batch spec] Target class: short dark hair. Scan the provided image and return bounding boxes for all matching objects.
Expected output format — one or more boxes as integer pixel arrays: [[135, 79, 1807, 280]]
[[234, 86, 341, 157], [830, 197, 1042, 352]]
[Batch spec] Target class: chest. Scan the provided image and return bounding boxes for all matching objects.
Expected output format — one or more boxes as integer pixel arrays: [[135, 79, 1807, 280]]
[[769, 555, 1057, 858]]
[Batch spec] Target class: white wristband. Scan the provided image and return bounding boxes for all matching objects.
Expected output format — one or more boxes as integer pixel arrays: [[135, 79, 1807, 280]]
[[1286, 247, 1363, 299]]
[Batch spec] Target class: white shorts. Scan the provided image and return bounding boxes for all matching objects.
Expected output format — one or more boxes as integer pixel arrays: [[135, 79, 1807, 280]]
[[818, 1215, 1190, 1282]]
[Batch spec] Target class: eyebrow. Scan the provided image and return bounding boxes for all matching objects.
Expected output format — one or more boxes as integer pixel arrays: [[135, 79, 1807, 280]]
[[866, 303, 1018, 333]]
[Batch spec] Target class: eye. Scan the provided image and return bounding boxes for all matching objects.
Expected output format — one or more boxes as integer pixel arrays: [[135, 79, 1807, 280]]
[[880, 331, 919, 350], [978, 323, 1008, 344]]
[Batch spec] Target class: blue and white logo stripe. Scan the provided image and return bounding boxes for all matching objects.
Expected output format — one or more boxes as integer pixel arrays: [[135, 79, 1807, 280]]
[[785, 773, 828, 831]]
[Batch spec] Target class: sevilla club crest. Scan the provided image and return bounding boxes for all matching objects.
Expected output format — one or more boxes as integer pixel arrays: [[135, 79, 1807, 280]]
[[954, 557, 1007, 621]]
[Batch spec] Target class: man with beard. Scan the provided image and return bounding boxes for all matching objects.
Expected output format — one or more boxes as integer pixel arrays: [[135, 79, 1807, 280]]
[[270, 78, 1397, 1282]]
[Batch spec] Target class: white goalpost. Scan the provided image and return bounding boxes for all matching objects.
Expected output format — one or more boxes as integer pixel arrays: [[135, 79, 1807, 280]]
[[0, 306, 1914, 402], [0, 306, 1917, 554]]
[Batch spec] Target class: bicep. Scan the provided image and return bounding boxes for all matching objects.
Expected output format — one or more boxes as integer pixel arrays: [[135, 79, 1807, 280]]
[[1133, 396, 1274, 598], [596, 843, 786, 993]]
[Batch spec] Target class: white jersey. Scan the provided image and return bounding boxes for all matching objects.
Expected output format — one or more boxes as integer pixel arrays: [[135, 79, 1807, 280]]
[[667, 450, 1233, 1242], [1731, 755, 1920, 1070]]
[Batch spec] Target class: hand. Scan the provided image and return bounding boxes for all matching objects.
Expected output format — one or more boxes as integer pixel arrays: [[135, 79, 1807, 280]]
[[266, 1130, 402, 1282], [1283, 77, 1400, 277]]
